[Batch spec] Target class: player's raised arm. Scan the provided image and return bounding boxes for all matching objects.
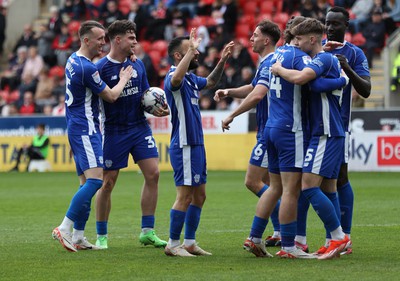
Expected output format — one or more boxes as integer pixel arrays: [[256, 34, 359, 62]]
[[99, 65, 133, 103]]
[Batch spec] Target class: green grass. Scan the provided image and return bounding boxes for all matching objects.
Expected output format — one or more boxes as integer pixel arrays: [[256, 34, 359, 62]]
[[0, 171, 399, 281]]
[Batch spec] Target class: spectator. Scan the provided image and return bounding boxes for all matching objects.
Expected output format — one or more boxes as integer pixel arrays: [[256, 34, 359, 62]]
[[102, 0, 125, 28], [52, 94, 66, 116], [135, 43, 158, 86], [383, 0, 400, 34], [196, 25, 210, 55], [237, 66, 254, 87], [48, 5, 63, 35], [35, 67, 56, 105], [221, 0, 238, 36], [36, 24, 57, 67], [349, 0, 374, 34], [361, 9, 386, 68], [9, 123, 49, 172], [18, 46, 44, 103], [203, 46, 220, 71], [0, 6, 6, 56], [227, 40, 256, 72], [300, 0, 318, 19], [0, 46, 27, 93], [316, 0, 331, 23], [335, 0, 357, 8], [370, 0, 394, 34], [12, 23, 37, 54], [42, 104, 54, 115], [52, 24, 73, 66], [19, 91, 35, 115], [390, 46, 400, 91], [126, 0, 149, 40]]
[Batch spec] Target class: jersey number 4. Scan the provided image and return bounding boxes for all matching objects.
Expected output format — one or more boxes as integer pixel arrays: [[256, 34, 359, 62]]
[[270, 76, 282, 98]]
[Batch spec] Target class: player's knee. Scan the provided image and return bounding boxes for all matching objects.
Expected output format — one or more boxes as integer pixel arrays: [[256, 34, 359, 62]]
[[337, 176, 349, 188], [102, 179, 116, 193]]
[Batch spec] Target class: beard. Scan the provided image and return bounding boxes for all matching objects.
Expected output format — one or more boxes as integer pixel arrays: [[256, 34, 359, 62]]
[[188, 59, 199, 70]]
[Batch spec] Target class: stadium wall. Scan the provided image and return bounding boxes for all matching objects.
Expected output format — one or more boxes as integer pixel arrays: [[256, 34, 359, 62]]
[[0, 110, 399, 172]]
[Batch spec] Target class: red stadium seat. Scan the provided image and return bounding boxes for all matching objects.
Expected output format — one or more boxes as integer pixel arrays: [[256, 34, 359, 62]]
[[148, 50, 162, 70], [68, 21, 81, 35], [260, 1, 274, 15], [274, 0, 283, 13], [151, 40, 168, 57], [243, 1, 258, 16], [351, 33, 366, 47], [139, 40, 152, 53], [238, 15, 256, 31], [235, 24, 251, 39]]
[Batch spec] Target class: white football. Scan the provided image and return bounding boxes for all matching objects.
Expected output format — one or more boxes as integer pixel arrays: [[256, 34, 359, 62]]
[[141, 87, 167, 114]]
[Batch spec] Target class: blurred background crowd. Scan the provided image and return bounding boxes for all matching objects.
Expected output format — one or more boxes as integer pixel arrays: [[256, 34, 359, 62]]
[[0, 0, 399, 116]]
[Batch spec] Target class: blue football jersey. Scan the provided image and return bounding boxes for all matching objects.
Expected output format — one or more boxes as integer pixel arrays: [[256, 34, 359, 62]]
[[96, 56, 150, 134], [306, 52, 345, 137], [267, 44, 312, 132], [251, 52, 273, 140], [322, 39, 370, 132], [65, 52, 106, 135], [164, 66, 207, 147]]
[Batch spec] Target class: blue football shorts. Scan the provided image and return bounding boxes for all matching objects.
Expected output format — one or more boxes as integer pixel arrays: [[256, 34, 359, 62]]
[[266, 127, 307, 174], [68, 132, 104, 176], [169, 145, 207, 187], [249, 134, 268, 168], [103, 123, 159, 170], [302, 135, 345, 179]]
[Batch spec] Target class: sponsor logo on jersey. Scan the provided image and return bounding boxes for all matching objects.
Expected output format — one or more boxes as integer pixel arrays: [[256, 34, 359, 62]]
[[111, 75, 118, 80]]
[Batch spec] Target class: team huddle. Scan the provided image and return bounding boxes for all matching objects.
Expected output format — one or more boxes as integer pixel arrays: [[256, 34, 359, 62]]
[[52, 5, 371, 260]]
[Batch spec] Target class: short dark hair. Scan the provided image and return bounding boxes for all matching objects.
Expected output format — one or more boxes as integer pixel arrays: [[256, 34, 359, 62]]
[[256, 20, 281, 45], [107, 20, 137, 40], [78, 20, 105, 39], [291, 18, 324, 37], [168, 36, 189, 59], [328, 6, 350, 23], [284, 16, 306, 44], [36, 123, 46, 130]]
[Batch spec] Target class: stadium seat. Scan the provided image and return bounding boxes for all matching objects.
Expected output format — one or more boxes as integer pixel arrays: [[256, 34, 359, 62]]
[[256, 13, 273, 24], [151, 40, 169, 57], [238, 14, 256, 31], [235, 24, 251, 39], [243, 1, 258, 16], [139, 40, 152, 53], [148, 50, 162, 70], [28, 160, 51, 172], [351, 33, 366, 47], [260, 1, 274, 15], [274, 0, 283, 13]]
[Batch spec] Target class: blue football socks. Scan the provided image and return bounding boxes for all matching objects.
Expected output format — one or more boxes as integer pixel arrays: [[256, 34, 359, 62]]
[[169, 209, 186, 240], [338, 182, 354, 235], [184, 205, 202, 239]]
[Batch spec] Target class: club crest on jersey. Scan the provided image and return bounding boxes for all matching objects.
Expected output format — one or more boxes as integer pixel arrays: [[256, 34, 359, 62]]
[[105, 159, 113, 168], [92, 71, 101, 84], [260, 66, 269, 76], [132, 69, 138, 78], [194, 174, 200, 183], [99, 156, 104, 164]]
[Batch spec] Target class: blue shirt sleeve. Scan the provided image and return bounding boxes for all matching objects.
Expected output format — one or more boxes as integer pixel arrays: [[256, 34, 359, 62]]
[[83, 63, 106, 95]]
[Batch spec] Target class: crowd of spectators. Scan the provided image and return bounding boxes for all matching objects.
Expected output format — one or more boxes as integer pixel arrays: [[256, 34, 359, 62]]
[[0, 0, 399, 116]]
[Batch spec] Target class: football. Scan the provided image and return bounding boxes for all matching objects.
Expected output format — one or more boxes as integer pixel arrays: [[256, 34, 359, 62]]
[[141, 87, 167, 114]]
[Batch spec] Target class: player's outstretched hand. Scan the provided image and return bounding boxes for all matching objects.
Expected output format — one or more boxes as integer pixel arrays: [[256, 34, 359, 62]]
[[270, 61, 282, 75], [214, 89, 229, 102], [152, 104, 170, 117], [189, 28, 202, 52], [323, 41, 343, 51], [220, 41, 234, 62], [119, 65, 133, 82], [221, 116, 233, 132]]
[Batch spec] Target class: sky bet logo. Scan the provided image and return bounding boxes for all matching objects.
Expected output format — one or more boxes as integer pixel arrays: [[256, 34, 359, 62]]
[[378, 137, 400, 165]]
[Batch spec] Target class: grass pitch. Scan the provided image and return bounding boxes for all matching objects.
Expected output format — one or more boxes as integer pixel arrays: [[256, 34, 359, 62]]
[[0, 171, 399, 281]]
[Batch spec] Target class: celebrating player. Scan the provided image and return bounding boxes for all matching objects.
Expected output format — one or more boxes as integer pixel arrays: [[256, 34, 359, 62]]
[[94, 20, 169, 249], [163, 29, 234, 257], [52, 20, 133, 252]]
